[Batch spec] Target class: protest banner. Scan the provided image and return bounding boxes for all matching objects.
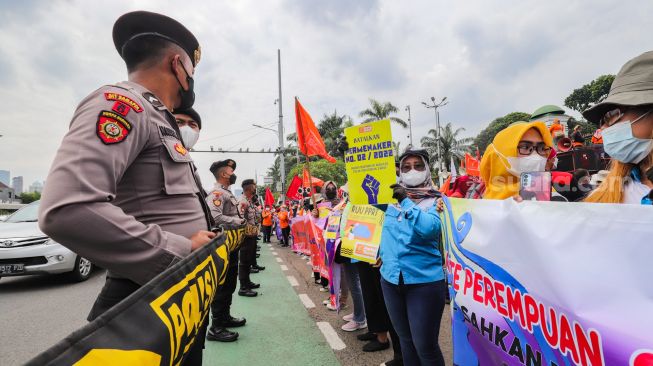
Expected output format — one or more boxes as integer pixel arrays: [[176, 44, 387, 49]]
[[340, 204, 385, 263], [439, 197, 653, 366], [26, 226, 245, 366], [344, 119, 396, 205]]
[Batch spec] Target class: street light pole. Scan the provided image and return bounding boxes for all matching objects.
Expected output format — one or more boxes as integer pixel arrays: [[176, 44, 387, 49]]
[[405, 105, 413, 148], [421, 97, 448, 186], [277, 49, 286, 200]]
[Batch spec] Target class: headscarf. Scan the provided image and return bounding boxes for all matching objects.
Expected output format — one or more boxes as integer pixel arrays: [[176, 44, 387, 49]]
[[480, 121, 553, 200], [450, 175, 472, 198], [399, 152, 440, 200], [322, 180, 341, 206]]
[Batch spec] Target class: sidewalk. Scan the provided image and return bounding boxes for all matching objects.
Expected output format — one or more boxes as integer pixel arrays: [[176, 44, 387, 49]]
[[203, 240, 340, 366]]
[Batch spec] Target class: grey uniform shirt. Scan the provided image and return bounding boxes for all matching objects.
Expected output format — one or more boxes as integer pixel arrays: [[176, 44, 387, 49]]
[[239, 196, 257, 227], [207, 184, 243, 226], [39, 81, 210, 285]]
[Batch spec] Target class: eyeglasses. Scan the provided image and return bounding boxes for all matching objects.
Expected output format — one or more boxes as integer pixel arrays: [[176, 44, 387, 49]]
[[517, 142, 551, 157], [400, 162, 426, 173], [601, 108, 652, 128]]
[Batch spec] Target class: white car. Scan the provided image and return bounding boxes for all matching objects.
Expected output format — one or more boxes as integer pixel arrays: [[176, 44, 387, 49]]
[[0, 200, 93, 282]]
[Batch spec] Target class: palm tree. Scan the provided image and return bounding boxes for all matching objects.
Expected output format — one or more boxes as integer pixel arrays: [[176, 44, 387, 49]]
[[420, 123, 473, 171], [359, 99, 407, 127]]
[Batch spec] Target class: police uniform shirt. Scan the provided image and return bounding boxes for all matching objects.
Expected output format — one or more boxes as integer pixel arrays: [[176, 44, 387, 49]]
[[207, 184, 242, 226], [39, 81, 209, 285], [239, 196, 257, 230]]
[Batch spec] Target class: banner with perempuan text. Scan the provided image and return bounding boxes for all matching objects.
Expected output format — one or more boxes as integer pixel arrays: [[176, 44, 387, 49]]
[[440, 198, 653, 366], [26, 225, 245, 366]]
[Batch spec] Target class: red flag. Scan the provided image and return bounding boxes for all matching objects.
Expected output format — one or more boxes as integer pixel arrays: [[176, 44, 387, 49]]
[[286, 175, 303, 200], [264, 187, 275, 207], [295, 98, 336, 163]]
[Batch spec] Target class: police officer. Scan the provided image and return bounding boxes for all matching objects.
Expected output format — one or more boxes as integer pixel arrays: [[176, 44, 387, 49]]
[[206, 159, 247, 342], [38, 11, 213, 366], [239, 179, 263, 291], [174, 107, 201, 149]]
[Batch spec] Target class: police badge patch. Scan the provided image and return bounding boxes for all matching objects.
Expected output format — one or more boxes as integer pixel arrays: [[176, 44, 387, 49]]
[[97, 111, 132, 145]]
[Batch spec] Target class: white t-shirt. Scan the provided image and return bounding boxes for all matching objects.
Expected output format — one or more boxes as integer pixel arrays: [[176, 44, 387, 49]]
[[622, 181, 651, 204]]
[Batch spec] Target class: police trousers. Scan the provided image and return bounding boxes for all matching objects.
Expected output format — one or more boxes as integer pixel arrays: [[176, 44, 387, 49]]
[[239, 236, 257, 287], [211, 249, 239, 322], [88, 276, 207, 366]]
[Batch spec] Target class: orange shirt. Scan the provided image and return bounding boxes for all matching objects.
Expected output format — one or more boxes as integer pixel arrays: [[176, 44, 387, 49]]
[[278, 211, 290, 228], [262, 211, 273, 226], [549, 123, 564, 136], [591, 129, 603, 144]]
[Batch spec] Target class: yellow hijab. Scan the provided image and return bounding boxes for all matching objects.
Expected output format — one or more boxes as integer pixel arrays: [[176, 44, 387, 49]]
[[480, 121, 553, 199]]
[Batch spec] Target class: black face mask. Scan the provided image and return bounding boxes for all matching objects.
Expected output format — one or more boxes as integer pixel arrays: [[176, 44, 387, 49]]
[[175, 61, 195, 110], [325, 189, 336, 200], [229, 173, 237, 185]]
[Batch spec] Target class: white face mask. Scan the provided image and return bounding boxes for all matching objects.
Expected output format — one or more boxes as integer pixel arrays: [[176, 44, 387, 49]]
[[179, 125, 199, 149], [400, 169, 429, 187], [490, 144, 547, 176]]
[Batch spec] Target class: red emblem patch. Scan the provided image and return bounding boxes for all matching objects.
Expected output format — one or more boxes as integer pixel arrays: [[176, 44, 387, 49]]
[[96, 111, 132, 145], [213, 199, 221, 207], [104, 92, 143, 113], [174, 142, 188, 156], [112, 101, 130, 116]]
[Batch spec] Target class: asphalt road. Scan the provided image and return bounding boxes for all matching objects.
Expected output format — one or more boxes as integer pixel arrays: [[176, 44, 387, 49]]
[[0, 269, 106, 365]]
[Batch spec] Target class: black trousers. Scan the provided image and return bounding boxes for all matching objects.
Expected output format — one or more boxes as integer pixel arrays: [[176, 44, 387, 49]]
[[211, 249, 239, 323], [239, 236, 257, 287], [88, 276, 206, 366], [262, 225, 272, 242], [356, 262, 402, 360], [281, 227, 290, 246]]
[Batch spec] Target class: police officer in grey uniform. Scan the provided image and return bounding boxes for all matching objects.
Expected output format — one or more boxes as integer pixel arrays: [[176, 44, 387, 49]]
[[38, 11, 214, 366], [239, 179, 263, 292], [174, 107, 202, 149], [205, 159, 248, 342]]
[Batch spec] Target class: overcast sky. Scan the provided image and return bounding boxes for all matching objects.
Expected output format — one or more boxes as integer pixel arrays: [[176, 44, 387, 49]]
[[0, 0, 651, 190]]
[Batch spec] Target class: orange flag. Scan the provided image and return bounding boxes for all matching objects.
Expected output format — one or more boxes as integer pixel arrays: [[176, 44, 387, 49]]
[[439, 175, 452, 196], [465, 153, 480, 177], [302, 166, 312, 188], [295, 97, 336, 163]]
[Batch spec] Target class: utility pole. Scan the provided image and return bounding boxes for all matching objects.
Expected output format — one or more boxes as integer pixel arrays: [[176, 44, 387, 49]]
[[277, 49, 286, 200], [405, 105, 413, 148], [421, 96, 448, 186]]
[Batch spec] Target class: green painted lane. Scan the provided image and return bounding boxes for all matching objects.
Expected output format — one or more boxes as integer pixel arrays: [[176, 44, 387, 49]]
[[203, 242, 340, 366]]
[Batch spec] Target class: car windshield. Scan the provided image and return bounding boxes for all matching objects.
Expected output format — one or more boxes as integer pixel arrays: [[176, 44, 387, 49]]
[[4, 201, 40, 223]]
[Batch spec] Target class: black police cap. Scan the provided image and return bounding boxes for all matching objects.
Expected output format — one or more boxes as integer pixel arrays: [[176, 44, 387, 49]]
[[113, 11, 201, 67], [241, 179, 256, 188], [210, 159, 237, 175], [175, 107, 201, 129]]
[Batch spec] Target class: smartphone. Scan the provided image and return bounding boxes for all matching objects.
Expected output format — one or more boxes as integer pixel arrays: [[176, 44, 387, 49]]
[[519, 172, 552, 201]]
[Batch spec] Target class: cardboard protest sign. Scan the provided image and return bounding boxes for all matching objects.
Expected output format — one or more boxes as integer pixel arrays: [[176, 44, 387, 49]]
[[340, 204, 385, 263], [344, 119, 396, 204]]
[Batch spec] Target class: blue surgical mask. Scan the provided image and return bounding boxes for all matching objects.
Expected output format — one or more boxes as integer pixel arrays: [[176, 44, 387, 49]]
[[602, 112, 653, 164]]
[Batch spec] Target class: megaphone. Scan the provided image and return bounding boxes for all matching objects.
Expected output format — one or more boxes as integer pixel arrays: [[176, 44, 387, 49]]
[[557, 137, 572, 152]]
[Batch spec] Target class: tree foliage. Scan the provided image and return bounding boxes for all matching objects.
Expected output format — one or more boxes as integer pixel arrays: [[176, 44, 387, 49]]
[[564, 74, 615, 114], [420, 122, 473, 171], [285, 159, 347, 189], [472, 112, 532, 154], [19, 192, 41, 204], [359, 99, 407, 127]]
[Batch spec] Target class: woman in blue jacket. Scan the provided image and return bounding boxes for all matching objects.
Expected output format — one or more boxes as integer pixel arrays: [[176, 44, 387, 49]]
[[379, 149, 446, 366]]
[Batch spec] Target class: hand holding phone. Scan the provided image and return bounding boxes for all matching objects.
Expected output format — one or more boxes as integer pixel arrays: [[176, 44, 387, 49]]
[[519, 172, 552, 201]]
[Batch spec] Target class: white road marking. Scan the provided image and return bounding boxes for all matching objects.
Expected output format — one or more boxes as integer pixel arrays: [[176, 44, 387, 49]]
[[276, 257, 283, 263], [286, 275, 299, 287], [280, 265, 288, 271], [271, 251, 278, 256], [298, 294, 315, 308], [316, 322, 346, 350]]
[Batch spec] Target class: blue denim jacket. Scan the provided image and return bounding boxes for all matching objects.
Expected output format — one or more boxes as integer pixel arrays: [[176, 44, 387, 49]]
[[379, 197, 444, 285]]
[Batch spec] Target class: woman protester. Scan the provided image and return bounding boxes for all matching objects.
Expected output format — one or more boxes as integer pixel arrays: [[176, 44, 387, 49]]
[[278, 205, 291, 246], [581, 51, 653, 205], [379, 149, 446, 366]]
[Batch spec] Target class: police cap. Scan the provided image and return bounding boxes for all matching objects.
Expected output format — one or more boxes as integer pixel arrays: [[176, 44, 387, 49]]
[[113, 11, 201, 67], [210, 159, 237, 175], [175, 107, 201, 129]]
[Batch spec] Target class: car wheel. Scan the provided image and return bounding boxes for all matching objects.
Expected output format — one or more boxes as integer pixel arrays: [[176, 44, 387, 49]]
[[68, 256, 93, 282]]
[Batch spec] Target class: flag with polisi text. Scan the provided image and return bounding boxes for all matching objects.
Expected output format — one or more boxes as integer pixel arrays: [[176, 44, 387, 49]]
[[295, 97, 336, 163], [440, 197, 653, 366], [26, 226, 245, 366]]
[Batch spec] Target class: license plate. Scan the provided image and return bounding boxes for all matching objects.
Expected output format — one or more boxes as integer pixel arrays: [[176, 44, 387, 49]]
[[0, 264, 24, 274]]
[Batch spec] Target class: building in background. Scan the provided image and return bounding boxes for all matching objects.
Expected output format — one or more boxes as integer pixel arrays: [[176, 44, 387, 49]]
[[28, 181, 44, 194], [0, 170, 9, 186], [12, 176, 23, 195], [530, 105, 571, 135], [0, 181, 16, 202]]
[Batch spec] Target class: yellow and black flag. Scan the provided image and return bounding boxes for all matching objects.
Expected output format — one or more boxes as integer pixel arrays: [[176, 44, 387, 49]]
[[26, 225, 245, 366]]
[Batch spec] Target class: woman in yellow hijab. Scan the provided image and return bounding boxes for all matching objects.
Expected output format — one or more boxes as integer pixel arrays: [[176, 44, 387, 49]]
[[480, 121, 554, 199]]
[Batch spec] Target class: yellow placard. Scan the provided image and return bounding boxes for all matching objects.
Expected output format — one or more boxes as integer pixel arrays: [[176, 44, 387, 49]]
[[344, 120, 396, 204], [340, 204, 385, 263]]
